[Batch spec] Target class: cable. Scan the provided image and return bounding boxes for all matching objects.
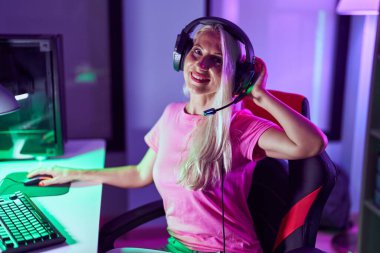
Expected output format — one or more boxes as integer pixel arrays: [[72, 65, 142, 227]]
[[221, 168, 226, 253]]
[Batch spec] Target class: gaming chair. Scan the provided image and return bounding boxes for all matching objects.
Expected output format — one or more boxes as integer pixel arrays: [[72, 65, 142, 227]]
[[99, 90, 336, 253]]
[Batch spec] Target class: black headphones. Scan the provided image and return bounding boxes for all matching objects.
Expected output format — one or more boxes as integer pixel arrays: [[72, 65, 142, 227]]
[[173, 17, 257, 105]]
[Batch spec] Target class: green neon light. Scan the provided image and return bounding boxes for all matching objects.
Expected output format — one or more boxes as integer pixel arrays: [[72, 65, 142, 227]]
[[75, 72, 97, 83]]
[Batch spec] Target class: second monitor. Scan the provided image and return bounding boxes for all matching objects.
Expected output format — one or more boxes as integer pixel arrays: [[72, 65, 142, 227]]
[[0, 34, 66, 160]]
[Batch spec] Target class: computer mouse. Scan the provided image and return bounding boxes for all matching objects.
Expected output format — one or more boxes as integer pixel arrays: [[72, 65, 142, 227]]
[[24, 175, 53, 186]]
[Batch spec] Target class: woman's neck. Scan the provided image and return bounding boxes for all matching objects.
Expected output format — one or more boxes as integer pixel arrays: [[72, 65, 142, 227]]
[[186, 95, 214, 115]]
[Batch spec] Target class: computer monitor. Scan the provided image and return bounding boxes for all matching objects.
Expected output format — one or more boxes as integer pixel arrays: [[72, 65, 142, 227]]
[[0, 34, 66, 160]]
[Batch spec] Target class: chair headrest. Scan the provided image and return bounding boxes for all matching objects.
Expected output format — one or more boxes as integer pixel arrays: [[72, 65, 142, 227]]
[[242, 90, 310, 125]]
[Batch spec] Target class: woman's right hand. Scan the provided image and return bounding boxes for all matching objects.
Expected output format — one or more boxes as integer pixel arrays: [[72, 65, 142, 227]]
[[249, 57, 269, 104], [27, 166, 81, 186]]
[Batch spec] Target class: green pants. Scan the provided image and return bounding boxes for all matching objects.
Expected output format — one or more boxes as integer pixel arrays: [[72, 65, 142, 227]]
[[163, 236, 223, 253]]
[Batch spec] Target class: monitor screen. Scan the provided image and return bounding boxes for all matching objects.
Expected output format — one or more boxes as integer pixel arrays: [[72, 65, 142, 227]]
[[0, 34, 66, 160]]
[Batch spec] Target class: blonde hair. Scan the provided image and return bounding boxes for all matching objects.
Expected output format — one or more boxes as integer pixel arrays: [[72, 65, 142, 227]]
[[179, 24, 241, 190]]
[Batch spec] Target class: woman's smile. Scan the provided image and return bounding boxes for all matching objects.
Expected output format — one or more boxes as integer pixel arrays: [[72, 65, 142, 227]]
[[190, 71, 210, 84]]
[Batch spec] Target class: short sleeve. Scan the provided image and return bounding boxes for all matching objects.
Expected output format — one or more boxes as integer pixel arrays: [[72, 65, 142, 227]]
[[144, 119, 161, 153], [144, 107, 168, 153], [232, 109, 281, 161]]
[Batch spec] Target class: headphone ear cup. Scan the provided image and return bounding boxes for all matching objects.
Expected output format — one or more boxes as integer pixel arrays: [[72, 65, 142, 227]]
[[179, 40, 193, 71], [234, 62, 255, 95], [173, 33, 193, 72]]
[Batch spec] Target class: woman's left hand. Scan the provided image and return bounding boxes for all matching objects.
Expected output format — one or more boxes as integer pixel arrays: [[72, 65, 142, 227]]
[[249, 57, 268, 103]]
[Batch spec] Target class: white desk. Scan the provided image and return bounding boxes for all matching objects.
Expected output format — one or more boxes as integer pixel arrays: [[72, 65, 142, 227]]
[[0, 139, 105, 253]]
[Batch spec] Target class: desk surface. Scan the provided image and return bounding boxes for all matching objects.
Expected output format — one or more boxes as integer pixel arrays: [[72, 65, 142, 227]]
[[0, 139, 105, 253]]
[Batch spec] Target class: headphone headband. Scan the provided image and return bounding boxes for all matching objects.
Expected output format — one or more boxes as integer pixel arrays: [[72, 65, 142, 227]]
[[180, 17, 255, 65]]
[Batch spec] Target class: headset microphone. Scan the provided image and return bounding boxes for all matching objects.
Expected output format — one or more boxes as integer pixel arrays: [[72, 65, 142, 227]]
[[204, 92, 247, 116], [203, 70, 256, 116]]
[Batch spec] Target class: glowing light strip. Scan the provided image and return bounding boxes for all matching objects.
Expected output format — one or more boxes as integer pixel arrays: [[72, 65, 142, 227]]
[[311, 11, 326, 125], [339, 10, 379, 15], [222, 0, 239, 24], [15, 93, 29, 100], [337, 0, 380, 15]]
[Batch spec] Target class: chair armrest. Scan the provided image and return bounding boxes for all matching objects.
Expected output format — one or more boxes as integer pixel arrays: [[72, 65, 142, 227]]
[[285, 246, 326, 253], [99, 200, 165, 253]]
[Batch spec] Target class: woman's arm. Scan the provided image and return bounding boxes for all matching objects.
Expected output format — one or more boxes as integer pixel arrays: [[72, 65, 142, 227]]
[[27, 148, 157, 188], [251, 58, 328, 160]]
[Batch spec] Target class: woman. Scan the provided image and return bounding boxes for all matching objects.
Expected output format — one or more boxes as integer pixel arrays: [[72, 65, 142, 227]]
[[28, 21, 327, 253]]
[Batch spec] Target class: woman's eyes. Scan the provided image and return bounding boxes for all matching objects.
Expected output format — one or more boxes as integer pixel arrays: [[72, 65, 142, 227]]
[[192, 48, 202, 56], [213, 57, 222, 66], [192, 48, 223, 66]]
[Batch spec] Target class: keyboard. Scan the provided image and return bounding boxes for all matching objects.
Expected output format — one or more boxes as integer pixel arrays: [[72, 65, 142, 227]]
[[0, 191, 66, 252]]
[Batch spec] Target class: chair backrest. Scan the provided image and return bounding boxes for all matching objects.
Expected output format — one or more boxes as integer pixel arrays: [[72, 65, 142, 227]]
[[242, 90, 336, 253]]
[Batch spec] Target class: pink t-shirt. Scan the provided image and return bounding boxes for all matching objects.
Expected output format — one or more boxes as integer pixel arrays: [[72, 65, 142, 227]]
[[144, 102, 278, 253]]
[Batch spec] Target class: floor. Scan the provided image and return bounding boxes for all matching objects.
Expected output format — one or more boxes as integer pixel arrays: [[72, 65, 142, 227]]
[[316, 229, 340, 253], [316, 225, 359, 253]]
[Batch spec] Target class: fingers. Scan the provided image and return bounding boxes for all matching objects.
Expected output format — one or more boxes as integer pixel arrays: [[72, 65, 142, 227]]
[[39, 177, 62, 187], [27, 167, 54, 178], [248, 57, 269, 103], [255, 56, 266, 67], [254, 57, 267, 82], [28, 165, 74, 186], [249, 57, 267, 97]]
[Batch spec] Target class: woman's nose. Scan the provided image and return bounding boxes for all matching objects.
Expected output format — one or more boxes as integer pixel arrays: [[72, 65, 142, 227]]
[[199, 61, 207, 69], [198, 56, 212, 70]]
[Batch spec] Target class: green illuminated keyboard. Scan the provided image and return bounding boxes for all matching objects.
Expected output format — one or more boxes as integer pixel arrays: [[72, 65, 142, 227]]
[[0, 191, 66, 252]]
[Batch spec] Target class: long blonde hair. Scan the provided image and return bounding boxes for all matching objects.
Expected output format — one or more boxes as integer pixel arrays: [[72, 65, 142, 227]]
[[179, 24, 241, 190]]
